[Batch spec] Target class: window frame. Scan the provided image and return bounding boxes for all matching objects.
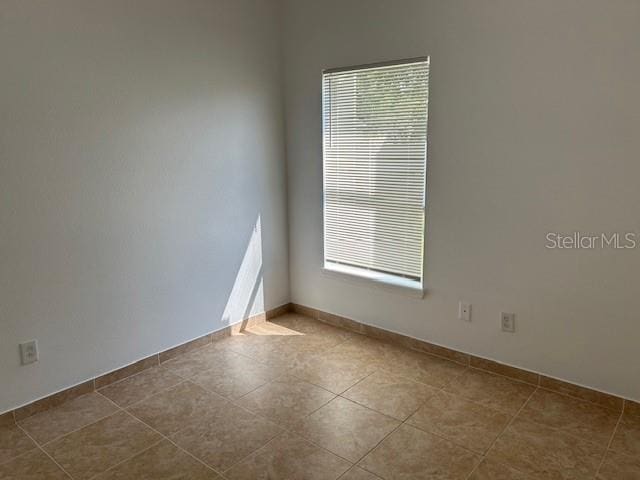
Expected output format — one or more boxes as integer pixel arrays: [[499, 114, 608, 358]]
[[321, 57, 430, 296]]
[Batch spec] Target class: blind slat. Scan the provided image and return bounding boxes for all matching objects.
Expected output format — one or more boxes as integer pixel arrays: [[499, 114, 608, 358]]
[[323, 59, 429, 282]]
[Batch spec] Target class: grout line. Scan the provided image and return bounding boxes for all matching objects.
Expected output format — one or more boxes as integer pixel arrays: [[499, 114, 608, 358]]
[[338, 370, 377, 396], [353, 417, 405, 468], [282, 317, 607, 479], [215, 394, 356, 475], [298, 315, 626, 452], [95, 361, 168, 392], [467, 364, 538, 388], [350, 374, 456, 475], [8, 312, 626, 480], [594, 408, 624, 479], [23, 405, 122, 448], [535, 383, 622, 413], [4, 308, 286, 425], [311, 306, 472, 366], [4, 306, 633, 425], [337, 466, 384, 480], [8, 320, 370, 477], [123, 413, 223, 478], [84, 437, 166, 480], [0, 448, 37, 468], [96, 378, 344, 478], [25, 396, 170, 480], [469, 363, 625, 418], [487, 385, 537, 454], [298, 304, 633, 411], [221, 321, 505, 475], [217, 430, 288, 477], [110, 379, 189, 411], [95, 391, 224, 478], [99, 374, 185, 408], [463, 386, 539, 480], [16, 424, 75, 480], [496, 389, 622, 452]]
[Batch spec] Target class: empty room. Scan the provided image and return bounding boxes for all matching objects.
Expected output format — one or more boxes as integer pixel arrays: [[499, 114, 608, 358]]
[[1, 0, 639, 479]]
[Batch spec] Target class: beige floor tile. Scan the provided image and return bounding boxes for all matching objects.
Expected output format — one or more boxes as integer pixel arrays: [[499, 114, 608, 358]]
[[343, 370, 438, 420], [284, 332, 352, 352], [95, 355, 159, 390], [519, 389, 619, 446], [18, 393, 118, 445], [127, 381, 228, 436], [293, 397, 399, 462], [239, 320, 305, 337], [359, 424, 480, 479], [97, 367, 182, 407], [189, 355, 276, 400], [270, 314, 356, 343], [288, 348, 377, 394], [471, 357, 539, 386], [408, 391, 511, 453], [216, 332, 285, 361], [340, 466, 382, 479], [538, 377, 622, 411], [0, 414, 13, 430], [625, 400, 640, 418], [248, 341, 326, 372], [93, 439, 219, 479], [44, 411, 160, 480], [610, 412, 640, 457], [0, 425, 36, 465], [224, 431, 350, 480], [171, 403, 282, 471], [0, 449, 68, 479], [236, 374, 335, 427], [221, 320, 331, 363], [597, 449, 640, 480], [379, 347, 466, 388], [162, 345, 244, 378], [445, 369, 536, 414], [160, 352, 209, 379], [14, 382, 96, 423], [224, 334, 318, 372], [487, 417, 604, 480], [333, 337, 395, 366], [270, 317, 356, 354], [469, 458, 530, 479]]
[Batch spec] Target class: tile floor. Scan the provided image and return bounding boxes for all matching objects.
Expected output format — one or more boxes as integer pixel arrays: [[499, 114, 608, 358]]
[[1, 313, 639, 479]]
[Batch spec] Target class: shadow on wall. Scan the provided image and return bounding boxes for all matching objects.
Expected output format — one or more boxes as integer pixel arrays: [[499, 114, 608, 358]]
[[221, 215, 264, 328]]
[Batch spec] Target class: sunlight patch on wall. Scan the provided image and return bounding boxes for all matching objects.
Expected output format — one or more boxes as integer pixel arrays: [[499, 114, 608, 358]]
[[221, 216, 264, 325]]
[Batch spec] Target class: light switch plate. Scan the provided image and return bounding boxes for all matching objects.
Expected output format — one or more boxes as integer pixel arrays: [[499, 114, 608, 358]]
[[458, 302, 472, 322]]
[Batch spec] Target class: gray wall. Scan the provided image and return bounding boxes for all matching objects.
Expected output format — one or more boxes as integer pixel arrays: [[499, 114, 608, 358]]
[[283, 0, 640, 401], [2, 0, 639, 413], [0, 0, 289, 412]]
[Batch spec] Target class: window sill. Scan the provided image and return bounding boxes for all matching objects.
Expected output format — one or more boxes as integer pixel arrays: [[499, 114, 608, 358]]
[[322, 262, 425, 298]]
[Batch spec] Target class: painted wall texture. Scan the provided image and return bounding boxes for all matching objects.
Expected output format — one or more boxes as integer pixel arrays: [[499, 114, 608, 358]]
[[282, 0, 640, 401], [0, 0, 289, 412]]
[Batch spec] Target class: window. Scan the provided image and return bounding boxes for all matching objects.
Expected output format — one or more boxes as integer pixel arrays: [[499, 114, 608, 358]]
[[322, 58, 429, 291]]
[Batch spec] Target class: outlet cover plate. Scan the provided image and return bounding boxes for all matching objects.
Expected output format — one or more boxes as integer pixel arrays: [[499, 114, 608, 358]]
[[19, 340, 39, 365], [501, 313, 516, 333]]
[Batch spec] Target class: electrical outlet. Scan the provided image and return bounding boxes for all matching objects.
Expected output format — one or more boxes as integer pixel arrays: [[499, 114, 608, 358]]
[[19, 340, 39, 365], [501, 313, 516, 333], [458, 302, 472, 322]]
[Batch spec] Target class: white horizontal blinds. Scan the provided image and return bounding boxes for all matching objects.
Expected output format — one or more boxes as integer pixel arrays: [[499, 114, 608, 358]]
[[323, 59, 429, 281]]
